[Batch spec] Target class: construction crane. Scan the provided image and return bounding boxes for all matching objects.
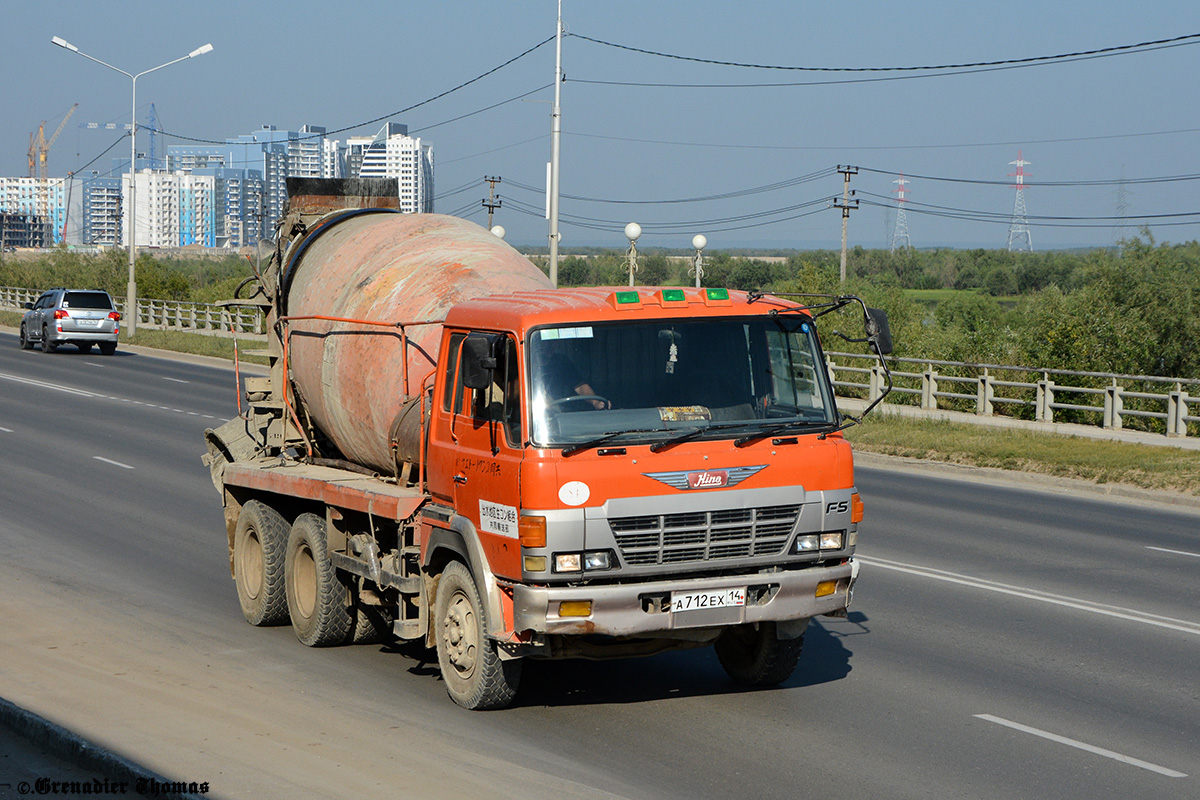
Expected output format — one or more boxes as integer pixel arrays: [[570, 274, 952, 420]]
[[27, 103, 78, 179]]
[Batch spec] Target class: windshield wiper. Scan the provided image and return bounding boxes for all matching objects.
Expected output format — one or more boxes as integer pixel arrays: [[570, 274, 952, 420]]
[[733, 420, 838, 448], [648, 422, 760, 453], [562, 427, 678, 457]]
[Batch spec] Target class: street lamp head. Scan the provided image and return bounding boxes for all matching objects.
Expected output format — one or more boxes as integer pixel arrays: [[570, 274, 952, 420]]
[[491, 225, 506, 240], [624, 222, 642, 243], [692, 234, 707, 252], [189, 43, 214, 58], [51, 36, 79, 52]]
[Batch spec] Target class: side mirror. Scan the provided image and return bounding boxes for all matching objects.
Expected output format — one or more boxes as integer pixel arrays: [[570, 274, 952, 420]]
[[460, 335, 497, 390], [24, 302, 33, 310], [865, 307, 893, 356]]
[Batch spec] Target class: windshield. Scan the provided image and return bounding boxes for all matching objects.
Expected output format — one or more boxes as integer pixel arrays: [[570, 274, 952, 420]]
[[528, 315, 836, 448]]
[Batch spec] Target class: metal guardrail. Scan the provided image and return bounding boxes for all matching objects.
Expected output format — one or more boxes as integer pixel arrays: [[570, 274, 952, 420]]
[[4, 285, 1195, 438], [0, 286, 265, 340], [827, 351, 1198, 439]]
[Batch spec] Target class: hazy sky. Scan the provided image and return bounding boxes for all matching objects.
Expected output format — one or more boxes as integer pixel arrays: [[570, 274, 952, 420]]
[[5, 1, 1200, 250]]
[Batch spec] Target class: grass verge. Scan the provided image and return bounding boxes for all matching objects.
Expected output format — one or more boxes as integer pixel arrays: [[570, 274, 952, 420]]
[[844, 414, 1200, 496]]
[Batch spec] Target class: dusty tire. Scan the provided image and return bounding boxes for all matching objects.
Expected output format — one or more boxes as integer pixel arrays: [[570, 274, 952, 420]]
[[434, 561, 521, 710], [233, 500, 290, 626], [285, 513, 353, 647], [715, 622, 804, 686], [19, 325, 32, 350], [99, 342, 116, 355], [41, 327, 56, 353], [349, 598, 396, 645]]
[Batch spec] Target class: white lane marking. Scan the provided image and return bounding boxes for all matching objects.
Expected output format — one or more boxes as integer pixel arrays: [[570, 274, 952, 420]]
[[162, 377, 190, 384], [0, 426, 12, 433], [857, 556, 1200, 636], [85, 362, 105, 368], [0, 370, 229, 419], [94, 456, 134, 470], [0, 371, 101, 398], [1147, 546, 1200, 559], [974, 715, 1187, 778]]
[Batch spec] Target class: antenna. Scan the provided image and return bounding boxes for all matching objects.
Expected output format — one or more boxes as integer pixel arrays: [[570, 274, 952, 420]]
[[890, 173, 911, 254], [1006, 149, 1033, 252]]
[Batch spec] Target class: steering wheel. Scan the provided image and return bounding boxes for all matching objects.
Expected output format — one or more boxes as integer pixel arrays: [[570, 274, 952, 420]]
[[547, 394, 610, 410]]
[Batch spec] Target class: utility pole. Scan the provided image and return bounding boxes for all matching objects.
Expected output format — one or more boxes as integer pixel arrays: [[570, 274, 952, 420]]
[[547, 0, 564, 286], [482, 176, 502, 230], [834, 165, 859, 283]]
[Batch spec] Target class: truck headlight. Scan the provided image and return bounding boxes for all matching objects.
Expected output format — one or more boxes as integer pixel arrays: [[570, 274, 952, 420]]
[[820, 532, 844, 550], [795, 535, 820, 552], [553, 551, 614, 573], [583, 551, 612, 570], [555, 553, 582, 572]]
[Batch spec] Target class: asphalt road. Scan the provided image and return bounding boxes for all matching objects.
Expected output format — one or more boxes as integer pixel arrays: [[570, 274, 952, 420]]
[[0, 332, 1197, 799]]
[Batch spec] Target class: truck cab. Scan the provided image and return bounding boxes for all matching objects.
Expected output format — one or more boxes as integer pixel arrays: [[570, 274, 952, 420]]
[[420, 286, 863, 699]]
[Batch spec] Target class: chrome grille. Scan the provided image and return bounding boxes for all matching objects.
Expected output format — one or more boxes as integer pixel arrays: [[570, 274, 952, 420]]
[[609, 504, 801, 566]]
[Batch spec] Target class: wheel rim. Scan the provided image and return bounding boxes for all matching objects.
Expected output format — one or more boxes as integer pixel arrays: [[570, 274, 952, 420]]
[[442, 591, 478, 678], [238, 529, 264, 600], [292, 542, 317, 619]]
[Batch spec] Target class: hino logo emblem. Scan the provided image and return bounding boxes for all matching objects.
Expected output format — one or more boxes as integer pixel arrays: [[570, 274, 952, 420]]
[[688, 470, 729, 489], [644, 464, 768, 491]]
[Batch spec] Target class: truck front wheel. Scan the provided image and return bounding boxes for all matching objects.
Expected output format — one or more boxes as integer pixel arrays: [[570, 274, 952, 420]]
[[715, 621, 804, 686], [285, 513, 354, 647], [233, 500, 289, 626], [434, 561, 521, 710]]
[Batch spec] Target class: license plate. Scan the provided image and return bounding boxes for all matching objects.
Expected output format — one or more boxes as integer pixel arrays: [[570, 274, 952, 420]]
[[671, 587, 746, 613], [78, 319, 101, 327]]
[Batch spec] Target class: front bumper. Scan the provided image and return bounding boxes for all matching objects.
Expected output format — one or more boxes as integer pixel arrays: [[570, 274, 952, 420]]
[[511, 560, 855, 637]]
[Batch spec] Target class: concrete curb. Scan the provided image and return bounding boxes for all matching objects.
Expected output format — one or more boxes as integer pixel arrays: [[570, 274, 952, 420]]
[[0, 696, 208, 800]]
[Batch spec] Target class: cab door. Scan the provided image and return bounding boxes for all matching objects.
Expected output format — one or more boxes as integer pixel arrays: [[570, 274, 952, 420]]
[[427, 331, 525, 579]]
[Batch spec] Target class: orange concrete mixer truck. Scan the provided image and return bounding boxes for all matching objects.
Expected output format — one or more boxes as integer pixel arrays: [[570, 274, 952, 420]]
[[203, 178, 893, 709]]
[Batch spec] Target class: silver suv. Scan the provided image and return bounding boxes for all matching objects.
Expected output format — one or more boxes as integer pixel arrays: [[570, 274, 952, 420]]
[[20, 289, 120, 355]]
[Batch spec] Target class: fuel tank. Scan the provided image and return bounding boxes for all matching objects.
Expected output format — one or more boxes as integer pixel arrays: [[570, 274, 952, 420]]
[[282, 211, 551, 474]]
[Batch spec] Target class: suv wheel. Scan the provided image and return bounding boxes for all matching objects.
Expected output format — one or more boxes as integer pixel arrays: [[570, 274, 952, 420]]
[[99, 342, 117, 356], [19, 325, 32, 350], [40, 326, 56, 353]]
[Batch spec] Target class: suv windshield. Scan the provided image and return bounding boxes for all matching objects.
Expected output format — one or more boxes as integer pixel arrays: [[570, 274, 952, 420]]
[[63, 291, 114, 310], [528, 315, 836, 448]]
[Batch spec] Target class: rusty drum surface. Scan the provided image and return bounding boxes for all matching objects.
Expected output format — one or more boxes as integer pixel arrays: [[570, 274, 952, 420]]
[[284, 212, 551, 473]]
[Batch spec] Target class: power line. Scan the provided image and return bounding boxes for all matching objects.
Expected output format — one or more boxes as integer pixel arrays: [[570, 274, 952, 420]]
[[566, 126, 1200, 152], [857, 165, 1200, 187], [503, 167, 837, 205], [149, 36, 555, 146], [569, 31, 1200, 73]]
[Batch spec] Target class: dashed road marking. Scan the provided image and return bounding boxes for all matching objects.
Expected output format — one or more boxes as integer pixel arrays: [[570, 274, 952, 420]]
[[974, 714, 1187, 778], [858, 555, 1200, 636], [1147, 546, 1200, 559], [94, 456, 134, 470]]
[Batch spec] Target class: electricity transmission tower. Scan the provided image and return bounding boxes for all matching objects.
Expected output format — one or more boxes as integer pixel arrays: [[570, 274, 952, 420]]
[[890, 173, 911, 253], [1006, 150, 1033, 252]]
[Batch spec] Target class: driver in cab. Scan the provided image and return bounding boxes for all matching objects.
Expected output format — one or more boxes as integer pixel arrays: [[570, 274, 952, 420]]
[[540, 346, 609, 410]]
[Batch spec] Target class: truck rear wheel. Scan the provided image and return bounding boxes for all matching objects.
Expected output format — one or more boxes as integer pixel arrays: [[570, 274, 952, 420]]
[[285, 513, 354, 647], [434, 561, 521, 710], [233, 500, 289, 626], [715, 622, 804, 686]]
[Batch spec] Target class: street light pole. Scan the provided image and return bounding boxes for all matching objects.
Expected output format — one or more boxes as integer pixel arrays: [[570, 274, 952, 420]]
[[52, 36, 213, 336]]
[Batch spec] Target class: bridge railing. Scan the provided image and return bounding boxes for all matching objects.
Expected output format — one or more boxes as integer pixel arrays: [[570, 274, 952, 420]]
[[1, 286, 265, 339], [4, 286, 1195, 438], [827, 351, 1199, 439]]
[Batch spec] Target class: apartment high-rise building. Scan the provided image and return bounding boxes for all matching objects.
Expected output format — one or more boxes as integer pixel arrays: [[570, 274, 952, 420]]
[[356, 123, 434, 213]]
